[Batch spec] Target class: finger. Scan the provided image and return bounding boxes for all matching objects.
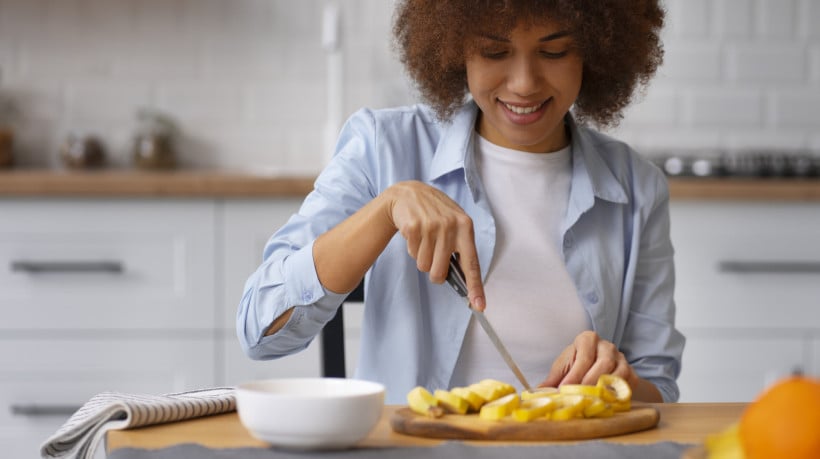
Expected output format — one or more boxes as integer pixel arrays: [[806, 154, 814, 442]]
[[559, 332, 599, 385], [578, 340, 620, 385], [539, 346, 575, 388], [428, 221, 457, 283], [453, 216, 484, 311], [414, 229, 435, 274]]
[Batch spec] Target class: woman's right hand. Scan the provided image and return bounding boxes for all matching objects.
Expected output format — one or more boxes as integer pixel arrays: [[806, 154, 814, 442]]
[[384, 181, 486, 310]]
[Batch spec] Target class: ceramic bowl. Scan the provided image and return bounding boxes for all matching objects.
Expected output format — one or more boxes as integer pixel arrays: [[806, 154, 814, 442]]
[[235, 377, 385, 450]]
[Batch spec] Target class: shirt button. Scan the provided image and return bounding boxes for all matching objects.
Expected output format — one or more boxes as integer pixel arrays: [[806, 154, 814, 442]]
[[302, 291, 313, 303], [563, 235, 573, 249], [586, 292, 599, 304]]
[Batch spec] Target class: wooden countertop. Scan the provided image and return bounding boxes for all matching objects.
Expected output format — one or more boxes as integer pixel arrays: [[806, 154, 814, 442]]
[[0, 169, 315, 198], [2, 169, 820, 200], [106, 403, 746, 452]]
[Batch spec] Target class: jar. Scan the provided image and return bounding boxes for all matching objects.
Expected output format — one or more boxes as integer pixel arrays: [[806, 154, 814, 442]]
[[60, 134, 106, 169], [0, 127, 12, 168], [132, 110, 177, 170]]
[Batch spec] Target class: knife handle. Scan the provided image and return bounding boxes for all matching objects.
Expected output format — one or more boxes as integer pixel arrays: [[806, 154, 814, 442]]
[[445, 254, 469, 298]]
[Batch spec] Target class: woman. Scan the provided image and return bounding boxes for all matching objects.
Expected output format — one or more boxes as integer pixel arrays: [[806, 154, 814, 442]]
[[237, 0, 685, 404]]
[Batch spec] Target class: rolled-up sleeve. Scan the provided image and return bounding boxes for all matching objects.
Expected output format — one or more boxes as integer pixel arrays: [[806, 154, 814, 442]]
[[236, 109, 379, 360]]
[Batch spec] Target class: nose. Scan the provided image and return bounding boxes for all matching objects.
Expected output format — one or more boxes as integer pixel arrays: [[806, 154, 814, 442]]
[[507, 55, 542, 96]]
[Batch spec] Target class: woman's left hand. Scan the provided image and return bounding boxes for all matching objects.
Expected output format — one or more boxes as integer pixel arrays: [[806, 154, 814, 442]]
[[538, 330, 638, 388]]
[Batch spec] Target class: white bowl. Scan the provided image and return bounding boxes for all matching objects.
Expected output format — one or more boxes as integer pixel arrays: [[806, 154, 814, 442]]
[[236, 377, 385, 450]]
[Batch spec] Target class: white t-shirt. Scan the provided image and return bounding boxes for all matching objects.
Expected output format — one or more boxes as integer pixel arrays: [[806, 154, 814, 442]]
[[451, 134, 591, 390]]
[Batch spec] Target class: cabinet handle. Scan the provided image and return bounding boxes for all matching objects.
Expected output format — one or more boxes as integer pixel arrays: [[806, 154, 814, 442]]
[[10, 260, 124, 274], [718, 260, 820, 274], [10, 404, 81, 417]]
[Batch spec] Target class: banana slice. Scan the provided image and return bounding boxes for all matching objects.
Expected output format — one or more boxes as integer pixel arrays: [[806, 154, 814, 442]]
[[596, 374, 632, 404], [450, 387, 485, 412], [559, 384, 604, 398], [407, 386, 444, 418], [550, 394, 588, 420], [582, 396, 614, 418], [521, 387, 559, 400], [479, 393, 520, 421], [433, 389, 469, 415], [469, 379, 515, 403], [511, 397, 556, 422]]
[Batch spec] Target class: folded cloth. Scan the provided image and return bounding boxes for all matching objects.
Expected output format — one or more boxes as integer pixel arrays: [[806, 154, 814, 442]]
[[40, 387, 235, 459]]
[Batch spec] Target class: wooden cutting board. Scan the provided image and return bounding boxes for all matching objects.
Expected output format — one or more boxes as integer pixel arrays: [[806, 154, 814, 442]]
[[390, 404, 660, 441]]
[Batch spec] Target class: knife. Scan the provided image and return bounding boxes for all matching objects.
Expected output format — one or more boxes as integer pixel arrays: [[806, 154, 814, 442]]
[[445, 254, 533, 392]]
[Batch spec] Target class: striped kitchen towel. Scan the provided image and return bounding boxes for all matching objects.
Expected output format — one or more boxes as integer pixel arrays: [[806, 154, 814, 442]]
[[40, 387, 236, 459]]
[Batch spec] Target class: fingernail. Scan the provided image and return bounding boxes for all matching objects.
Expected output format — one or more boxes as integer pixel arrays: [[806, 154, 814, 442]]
[[473, 296, 486, 311]]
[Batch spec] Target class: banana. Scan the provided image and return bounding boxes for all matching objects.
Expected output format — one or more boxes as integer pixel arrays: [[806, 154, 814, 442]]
[[582, 396, 613, 418], [511, 397, 556, 422], [550, 394, 588, 420], [470, 379, 515, 402], [479, 393, 520, 421], [521, 387, 559, 400], [596, 374, 632, 404], [704, 422, 745, 459], [450, 387, 485, 412], [434, 389, 469, 415], [407, 386, 444, 418], [560, 384, 603, 398]]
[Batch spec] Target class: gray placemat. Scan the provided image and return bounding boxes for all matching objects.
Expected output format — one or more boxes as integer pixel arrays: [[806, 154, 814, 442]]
[[108, 441, 693, 459]]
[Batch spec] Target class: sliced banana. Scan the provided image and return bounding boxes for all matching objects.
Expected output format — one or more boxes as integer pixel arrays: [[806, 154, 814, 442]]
[[433, 389, 469, 415], [407, 386, 444, 418], [479, 393, 520, 421]]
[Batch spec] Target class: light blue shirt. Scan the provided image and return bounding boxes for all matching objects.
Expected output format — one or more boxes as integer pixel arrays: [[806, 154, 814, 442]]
[[237, 101, 685, 404]]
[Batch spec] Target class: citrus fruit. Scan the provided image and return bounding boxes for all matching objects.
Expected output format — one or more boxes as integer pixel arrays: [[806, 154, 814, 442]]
[[739, 375, 820, 459]]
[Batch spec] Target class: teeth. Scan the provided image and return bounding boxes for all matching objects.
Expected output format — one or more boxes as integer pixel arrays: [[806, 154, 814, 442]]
[[504, 102, 543, 114]]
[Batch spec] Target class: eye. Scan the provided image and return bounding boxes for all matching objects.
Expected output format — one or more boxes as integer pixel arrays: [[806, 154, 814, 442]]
[[480, 49, 508, 60], [540, 50, 569, 59]]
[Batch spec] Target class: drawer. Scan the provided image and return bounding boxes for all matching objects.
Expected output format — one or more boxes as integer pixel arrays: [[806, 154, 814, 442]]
[[1, 335, 215, 457], [677, 329, 805, 402], [0, 335, 216, 426], [671, 202, 820, 329], [0, 200, 216, 330]]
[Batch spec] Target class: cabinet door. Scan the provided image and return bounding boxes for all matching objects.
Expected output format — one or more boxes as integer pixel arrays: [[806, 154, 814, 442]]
[[670, 202, 820, 330], [677, 330, 804, 402], [0, 200, 216, 330], [0, 336, 215, 459]]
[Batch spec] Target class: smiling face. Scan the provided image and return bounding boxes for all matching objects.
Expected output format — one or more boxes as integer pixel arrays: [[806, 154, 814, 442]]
[[466, 20, 583, 153]]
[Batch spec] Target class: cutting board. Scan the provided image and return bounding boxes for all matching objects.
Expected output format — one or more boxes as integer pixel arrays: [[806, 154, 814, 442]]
[[390, 404, 660, 441]]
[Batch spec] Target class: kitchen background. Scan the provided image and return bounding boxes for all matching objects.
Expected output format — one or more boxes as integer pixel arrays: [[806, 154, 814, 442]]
[[1, 1, 820, 457], [0, 0, 818, 172]]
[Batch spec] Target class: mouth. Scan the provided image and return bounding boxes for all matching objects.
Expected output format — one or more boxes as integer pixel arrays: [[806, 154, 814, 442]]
[[502, 101, 546, 114], [498, 99, 550, 125]]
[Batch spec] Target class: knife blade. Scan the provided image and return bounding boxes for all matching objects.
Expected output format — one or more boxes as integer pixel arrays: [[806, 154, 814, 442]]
[[445, 254, 533, 392]]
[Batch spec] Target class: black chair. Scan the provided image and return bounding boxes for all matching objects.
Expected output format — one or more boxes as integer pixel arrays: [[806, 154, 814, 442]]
[[320, 281, 364, 378]]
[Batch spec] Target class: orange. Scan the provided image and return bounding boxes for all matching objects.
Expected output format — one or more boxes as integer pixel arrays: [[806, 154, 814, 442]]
[[739, 375, 820, 459]]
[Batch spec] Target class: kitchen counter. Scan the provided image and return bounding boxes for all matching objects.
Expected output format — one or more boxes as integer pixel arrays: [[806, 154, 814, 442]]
[[2, 170, 820, 200], [106, 403, 745, 453], [0, 169, 315, 198]]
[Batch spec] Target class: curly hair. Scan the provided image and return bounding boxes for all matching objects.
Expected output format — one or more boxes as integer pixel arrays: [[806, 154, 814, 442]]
[[392, 0, 665, 128]]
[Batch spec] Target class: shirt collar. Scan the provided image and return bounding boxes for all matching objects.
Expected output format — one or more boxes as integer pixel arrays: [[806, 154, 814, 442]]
[[428, 101, 628, 206], [429, 101, 480, 182], [566, 115, 629, 206]]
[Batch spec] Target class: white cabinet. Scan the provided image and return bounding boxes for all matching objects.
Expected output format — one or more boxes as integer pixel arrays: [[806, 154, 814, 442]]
[[671, 202, 820, 402], [0, 196, 363, 457], [0, 199, 218, 459]]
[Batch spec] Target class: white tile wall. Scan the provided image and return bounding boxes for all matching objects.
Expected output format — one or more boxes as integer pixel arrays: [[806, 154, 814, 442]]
[[0, 0, 817, 171]]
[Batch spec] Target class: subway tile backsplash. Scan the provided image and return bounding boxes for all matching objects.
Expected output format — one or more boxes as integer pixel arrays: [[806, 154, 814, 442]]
[[0, 0, 818, 172]]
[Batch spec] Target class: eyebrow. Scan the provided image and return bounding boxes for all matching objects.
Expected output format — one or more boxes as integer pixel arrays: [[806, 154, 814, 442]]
[[477, 30, 572, 42]]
